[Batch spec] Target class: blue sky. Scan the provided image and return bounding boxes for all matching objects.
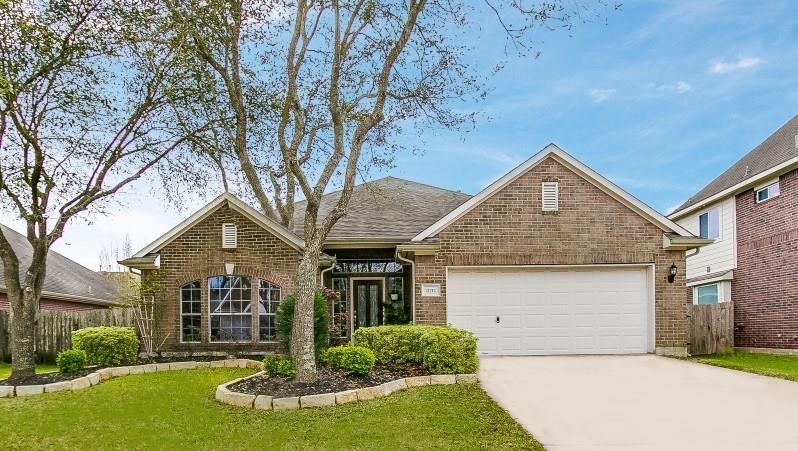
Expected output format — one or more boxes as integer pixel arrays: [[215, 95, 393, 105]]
[[12, 0, 798, 269]]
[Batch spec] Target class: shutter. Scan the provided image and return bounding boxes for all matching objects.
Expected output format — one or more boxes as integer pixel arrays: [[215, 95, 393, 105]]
[[222, 223, 237, 248], [541, 182, 559, 212]]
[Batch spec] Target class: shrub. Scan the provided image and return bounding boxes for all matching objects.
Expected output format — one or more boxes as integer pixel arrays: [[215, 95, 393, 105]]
[[72, 326, 139, 367], [354, 325, 478, 374], [275, 291, 329, 356], [323, 346, 375, 376], [262, 356, 297, 378], [56, 349, 87, 374]]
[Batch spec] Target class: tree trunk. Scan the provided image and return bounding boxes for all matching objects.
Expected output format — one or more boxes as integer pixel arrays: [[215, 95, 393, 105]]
[[291, 239, 322, 383], [9, 287, 37, 380]]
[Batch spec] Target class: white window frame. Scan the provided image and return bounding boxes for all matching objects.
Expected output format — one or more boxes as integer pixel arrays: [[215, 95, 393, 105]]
[[541, 181, 559, 212], [221, 223, 237, 248], [208, 275, 252, 343], [179, 281, 201, 343], [257, 280, 281, 343], [755, 181, 780, 203], [698, 207, 720, 240], [693, 282, 721, 305]]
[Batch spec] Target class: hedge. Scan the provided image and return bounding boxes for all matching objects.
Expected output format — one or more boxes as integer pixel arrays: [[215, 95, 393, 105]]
[[262, 356, 296, 378], [56, 349, 87, 374], [354, 325, 478, 374], [72, 326, 139, 367], [323, 345, 375, 376]]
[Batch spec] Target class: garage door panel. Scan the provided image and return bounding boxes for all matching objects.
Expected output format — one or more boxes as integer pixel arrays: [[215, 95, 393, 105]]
[[447, 267, 650, 356]]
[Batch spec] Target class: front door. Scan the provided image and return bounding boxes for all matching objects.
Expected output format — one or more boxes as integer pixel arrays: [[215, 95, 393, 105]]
[[354, 280, 382, 328]]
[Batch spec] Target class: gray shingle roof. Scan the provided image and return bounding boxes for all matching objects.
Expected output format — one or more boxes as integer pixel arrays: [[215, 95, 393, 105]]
[[0, 224, 121, 305], [672, 114, 798, 215], [292, 176, 472, 240]]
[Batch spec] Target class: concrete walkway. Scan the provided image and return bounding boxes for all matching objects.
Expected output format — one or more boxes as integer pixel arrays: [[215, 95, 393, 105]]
[[480, 355, 798, 451]]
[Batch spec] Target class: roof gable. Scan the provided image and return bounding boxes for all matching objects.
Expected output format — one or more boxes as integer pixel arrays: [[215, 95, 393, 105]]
[[669, 114, 798, 218], [413, 144, 693, 241], [130, 192, 305, 259]]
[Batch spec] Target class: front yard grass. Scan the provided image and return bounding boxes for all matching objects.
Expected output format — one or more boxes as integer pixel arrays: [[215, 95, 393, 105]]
[[689, 352, 798, 382], [0, 362, 58, 380], [0, 367, 543, 450]]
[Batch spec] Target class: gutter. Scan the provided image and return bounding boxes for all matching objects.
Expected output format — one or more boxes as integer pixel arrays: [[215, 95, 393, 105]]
[[0, 286, 122, 307], [394, 248, 416, 324]]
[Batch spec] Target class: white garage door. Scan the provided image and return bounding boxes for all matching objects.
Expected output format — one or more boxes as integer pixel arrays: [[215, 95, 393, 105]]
[[447, 267, 651, 355]]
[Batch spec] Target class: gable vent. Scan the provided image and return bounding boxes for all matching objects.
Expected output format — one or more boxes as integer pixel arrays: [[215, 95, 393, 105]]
[[222, 223, 237, 249], [541, 182, 559, 212]]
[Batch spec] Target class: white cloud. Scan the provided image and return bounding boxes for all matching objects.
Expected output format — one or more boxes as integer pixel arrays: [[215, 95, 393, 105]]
[[658, 81, 692, 93], [710, 57, 762, 74], [589, 88, 617, 104]]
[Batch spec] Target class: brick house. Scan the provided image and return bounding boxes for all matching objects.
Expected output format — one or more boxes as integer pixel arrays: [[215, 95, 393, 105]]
[[669, 114, 798, 352], [121, 144, 709, 356], [0, 224, 123, 311]]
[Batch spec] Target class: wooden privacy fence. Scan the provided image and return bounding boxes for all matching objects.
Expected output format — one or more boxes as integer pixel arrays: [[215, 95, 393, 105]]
[[688, 302, 734, 355], [0, 308, 134, 363]]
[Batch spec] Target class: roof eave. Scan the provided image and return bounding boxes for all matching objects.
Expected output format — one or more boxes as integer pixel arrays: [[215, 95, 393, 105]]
[[0, 286, 122, 307], [669, 155, 798, 220], [662, 234, 715, 251]]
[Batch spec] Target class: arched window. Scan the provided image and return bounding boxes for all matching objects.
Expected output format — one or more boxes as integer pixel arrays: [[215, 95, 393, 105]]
[[208, 275, 252, 342], [258, 280, 281, 342], [180, 281, 201, 342]]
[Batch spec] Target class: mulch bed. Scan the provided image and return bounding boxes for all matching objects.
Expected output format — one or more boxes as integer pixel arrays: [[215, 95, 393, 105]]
[[228, 363, 430, 398], [0, 368, 95, 386]]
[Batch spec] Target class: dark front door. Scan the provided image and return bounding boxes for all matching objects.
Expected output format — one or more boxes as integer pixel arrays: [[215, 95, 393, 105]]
[[354, 280, 382, 328]]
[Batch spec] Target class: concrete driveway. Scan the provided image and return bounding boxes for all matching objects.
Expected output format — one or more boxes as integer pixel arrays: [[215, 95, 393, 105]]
[[480, 355, 798, 451]]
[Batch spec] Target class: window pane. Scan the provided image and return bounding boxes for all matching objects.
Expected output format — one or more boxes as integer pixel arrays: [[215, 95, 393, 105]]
[[699, 213, 708, 239], [697, 285, 719, 305], [770, 183, 780, 197]]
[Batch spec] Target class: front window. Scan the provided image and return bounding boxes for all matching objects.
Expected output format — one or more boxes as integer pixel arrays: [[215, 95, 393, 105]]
[[332, 277, 348, 315], [258, 280, 281, 342], [180, 281, 201, 342], [698, 208, 720, 239], [696, 284, 719, 305], [756, 182, 780, 203], [208, 275, 252, 342]]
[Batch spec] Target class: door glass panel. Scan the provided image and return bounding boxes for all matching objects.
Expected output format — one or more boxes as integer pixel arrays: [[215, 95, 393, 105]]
[[357, 284, 367, 327], [369, 285, 378, 326]]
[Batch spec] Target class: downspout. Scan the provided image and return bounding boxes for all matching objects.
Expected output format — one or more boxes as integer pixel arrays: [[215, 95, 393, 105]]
[[319, 258, 336, 287], [395, 248, 416, 324]]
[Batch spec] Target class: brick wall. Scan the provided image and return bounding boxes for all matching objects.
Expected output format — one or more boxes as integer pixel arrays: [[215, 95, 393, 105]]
[[0, 292, 108, 311], [733, 168, 798, 349], [414, 156, 688, 349], [143, 203, 301, 353]]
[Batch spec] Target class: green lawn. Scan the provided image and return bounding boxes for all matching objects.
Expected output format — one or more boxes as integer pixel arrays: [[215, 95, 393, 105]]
[[689, 352, 798, 382], [0, 362, 59, 380], [0, 368, 542, 450]]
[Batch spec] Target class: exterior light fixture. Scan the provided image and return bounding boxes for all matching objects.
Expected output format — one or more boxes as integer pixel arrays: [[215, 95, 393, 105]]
[[668, 263, 678, 283]]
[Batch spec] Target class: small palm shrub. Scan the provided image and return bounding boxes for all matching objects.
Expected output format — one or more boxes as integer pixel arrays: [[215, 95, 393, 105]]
[[323, 346, 376, 376], [262, 356, 297, 378], [56, 349, 87, 374]]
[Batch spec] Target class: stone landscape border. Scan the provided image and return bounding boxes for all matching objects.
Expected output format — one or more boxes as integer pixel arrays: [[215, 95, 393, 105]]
[[215, 372, 479, 411], [0, 359, 262, 398]]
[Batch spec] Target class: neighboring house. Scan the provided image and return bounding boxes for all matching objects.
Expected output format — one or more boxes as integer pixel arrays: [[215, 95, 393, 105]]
[[669, 114, 798, 351], [120, 144, 709, 356], [0, 224, 123, 311]]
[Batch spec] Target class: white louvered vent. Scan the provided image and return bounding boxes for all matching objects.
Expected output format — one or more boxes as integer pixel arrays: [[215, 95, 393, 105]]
[[222, 223, 237, 249], [541, 182, 559, 212]]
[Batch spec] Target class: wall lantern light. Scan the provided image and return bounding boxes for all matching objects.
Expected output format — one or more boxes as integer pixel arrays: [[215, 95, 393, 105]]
[[668, 263, 678, 283]]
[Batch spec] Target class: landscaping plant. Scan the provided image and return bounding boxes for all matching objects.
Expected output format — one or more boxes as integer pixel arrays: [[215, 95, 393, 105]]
[[262, 356, 297, 378], [56, 349, 88, 375], [323, 346, 376, 376], [72, 326, 139, 367], [354, 325, 478, 374], [275, 291, 329, 357]]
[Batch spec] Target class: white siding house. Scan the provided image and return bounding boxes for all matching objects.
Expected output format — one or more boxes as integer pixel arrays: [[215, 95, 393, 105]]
[[674, 196, 736, 303]]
